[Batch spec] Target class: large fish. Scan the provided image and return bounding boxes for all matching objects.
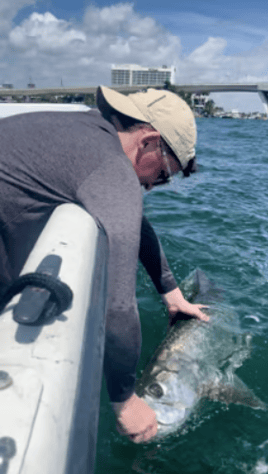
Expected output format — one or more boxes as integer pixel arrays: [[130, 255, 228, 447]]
[[135, 269, 266, 438]]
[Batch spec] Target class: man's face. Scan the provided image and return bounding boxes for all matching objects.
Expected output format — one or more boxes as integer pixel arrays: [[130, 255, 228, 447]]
[[137, 140, 181, 191], [137, 141, 163, 190]]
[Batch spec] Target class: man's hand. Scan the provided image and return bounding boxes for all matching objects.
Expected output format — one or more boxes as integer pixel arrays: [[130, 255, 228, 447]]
[[162, 287, 209, 326], [112, 393, 158, 443]]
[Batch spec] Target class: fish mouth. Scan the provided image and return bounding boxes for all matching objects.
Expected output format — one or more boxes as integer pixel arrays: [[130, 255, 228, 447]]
[[153, 403, 188, 427], [145, 395, 190, 412], [157, 420, 175, 427], [154, 420, 181, 438]]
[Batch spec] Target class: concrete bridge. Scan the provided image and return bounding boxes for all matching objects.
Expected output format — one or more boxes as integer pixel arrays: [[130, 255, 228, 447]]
[[173, 83, 268, 113], [1, 83, 268, 111]]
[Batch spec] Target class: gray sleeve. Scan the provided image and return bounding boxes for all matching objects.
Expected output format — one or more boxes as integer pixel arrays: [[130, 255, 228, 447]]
[[76, 160, 143, 402], [139, 216, 177, 294]]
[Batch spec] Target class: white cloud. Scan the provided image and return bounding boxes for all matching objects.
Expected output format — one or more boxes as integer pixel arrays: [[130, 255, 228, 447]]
[[3, 4, 182, 87], [175, 36, 268, 88], [0, 0, 36, 61], [0, 0, 36, 34], [83, 3, 160, 38], [175, 37, 229, 83], [147, 10, 268, 56], [83, 4, 133, 35], [0, 2, 268, 111], [82, 3, 180, 66], [9, 12, 86, 52], [188, 37, 227, 65]]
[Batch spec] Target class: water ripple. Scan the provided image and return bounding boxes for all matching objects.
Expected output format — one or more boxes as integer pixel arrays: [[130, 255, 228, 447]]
[[96, 117, 268, 474]]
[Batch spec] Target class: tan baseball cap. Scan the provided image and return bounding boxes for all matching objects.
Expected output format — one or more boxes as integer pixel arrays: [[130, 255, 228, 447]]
[[97, 85, 196, 170]]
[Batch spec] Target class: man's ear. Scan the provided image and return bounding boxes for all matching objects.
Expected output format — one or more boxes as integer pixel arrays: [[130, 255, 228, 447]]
[[140, 129, 161, 149], [135, 128, 161, 166]]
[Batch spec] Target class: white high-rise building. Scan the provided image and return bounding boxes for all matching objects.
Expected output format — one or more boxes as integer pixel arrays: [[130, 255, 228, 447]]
[[111, 64, 176, 86]]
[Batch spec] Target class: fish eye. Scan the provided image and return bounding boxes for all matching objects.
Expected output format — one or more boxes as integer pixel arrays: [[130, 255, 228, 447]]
[[147, 383, 164, 398]]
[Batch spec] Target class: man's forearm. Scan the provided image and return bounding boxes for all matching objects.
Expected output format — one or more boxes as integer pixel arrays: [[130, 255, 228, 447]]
[[139, 216, 177, 294]]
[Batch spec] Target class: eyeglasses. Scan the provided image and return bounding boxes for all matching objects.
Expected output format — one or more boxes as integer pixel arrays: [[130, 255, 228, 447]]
[[153, 142, 173, 186]]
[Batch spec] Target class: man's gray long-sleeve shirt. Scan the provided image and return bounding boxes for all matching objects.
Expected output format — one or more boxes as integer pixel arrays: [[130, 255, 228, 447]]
[[0, 109, 177, 401]]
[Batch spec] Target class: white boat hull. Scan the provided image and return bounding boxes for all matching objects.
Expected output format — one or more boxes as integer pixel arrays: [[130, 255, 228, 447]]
[[0, 204, 107, 474]]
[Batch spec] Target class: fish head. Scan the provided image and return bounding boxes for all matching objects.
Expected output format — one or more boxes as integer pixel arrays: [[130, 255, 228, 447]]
[[137, 354, 200, 437]]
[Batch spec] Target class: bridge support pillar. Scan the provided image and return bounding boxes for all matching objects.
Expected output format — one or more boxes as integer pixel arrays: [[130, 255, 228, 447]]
[[258, 91, 268, 116]]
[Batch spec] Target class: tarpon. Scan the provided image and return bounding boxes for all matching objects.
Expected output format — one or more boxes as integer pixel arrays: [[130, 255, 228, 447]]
[[135, 269, 266, 438]]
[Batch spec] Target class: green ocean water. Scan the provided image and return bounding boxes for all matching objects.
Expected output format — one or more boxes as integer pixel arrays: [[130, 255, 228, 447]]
[[95, 118, 268, 474]]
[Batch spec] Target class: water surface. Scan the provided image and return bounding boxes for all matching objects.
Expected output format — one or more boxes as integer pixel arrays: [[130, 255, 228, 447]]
[[95, 118, 268, 474]]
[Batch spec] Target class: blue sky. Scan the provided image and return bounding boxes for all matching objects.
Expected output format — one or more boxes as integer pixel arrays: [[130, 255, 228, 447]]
[[2, 0, 268, 111]]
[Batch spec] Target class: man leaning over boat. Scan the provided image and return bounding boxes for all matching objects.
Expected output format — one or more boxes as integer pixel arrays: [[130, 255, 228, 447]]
[[0, 85, 208, 444]]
